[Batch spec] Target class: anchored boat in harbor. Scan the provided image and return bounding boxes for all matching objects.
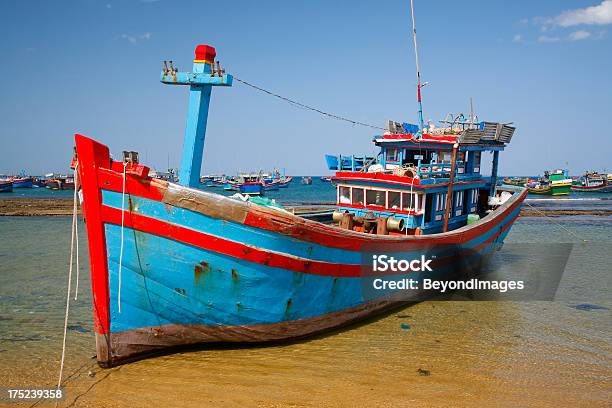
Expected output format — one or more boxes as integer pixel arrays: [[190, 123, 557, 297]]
[[73, 40, 526, 367], [0, 180, 13, 193], [525, 169, 572, 195], [571, 171, 612, 193]]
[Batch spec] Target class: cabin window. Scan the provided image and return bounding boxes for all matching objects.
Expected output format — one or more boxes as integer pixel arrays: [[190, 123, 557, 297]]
[[455, 191, 464, 207], [440, 152, 452, 164], [386, 148, 399, 162], [366, 189, 386, 207], [352, 188, 364, 205], [472, 151, 481, 172], [436, 193, 447, 211], [339, 186, 351, 204], [457, 152, 466, 174], [471, 189, 478, 204], [388, 191, 401, 209], [402, 192, 418, 211]]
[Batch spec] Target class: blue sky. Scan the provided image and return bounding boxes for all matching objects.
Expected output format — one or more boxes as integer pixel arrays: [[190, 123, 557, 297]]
[[1, 0, 611, 176]]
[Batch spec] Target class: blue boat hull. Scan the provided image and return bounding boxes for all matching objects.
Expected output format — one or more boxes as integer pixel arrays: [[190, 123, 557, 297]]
[[12, 179, 33, 188], [0, 182, 13, 192], [76, 135, 526, 367], [239, 183, 264, 195]]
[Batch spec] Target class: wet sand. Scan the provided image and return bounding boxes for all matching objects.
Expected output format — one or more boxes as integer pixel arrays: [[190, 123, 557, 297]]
[[0, 198, 80, 216], [1, 198, 611, 217]]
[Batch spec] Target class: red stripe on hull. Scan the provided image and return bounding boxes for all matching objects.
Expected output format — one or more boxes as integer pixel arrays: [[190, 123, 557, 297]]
[[101, 205, 364, 277]]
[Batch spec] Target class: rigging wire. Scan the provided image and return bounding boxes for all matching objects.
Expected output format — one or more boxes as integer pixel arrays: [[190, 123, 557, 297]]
[[233, 77, 387, 131]]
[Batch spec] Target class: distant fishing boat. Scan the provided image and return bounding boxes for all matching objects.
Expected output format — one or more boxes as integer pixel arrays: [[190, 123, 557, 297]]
[[74, 39, 526, 367], [525, 170, 572, 195], [301, 176, 312, 185], [11, 177, 34, 188], [320, 176, 332, 183], [234, 173, 265, 195], [0, 180, 13, 193], [46, 177, 75, 190], [501, 177, 529, 187], [262, 170, 292, 189], [151, 168, 178, 183], [571, 171, 612, 193], [32, 178, 47, 188]]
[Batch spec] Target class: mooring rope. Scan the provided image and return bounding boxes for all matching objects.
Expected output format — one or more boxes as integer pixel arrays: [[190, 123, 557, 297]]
[[56, 164, 80, 400], [117, 162, 127, 313], [523, 200, 588, 242], [73, 165, 80, 301]]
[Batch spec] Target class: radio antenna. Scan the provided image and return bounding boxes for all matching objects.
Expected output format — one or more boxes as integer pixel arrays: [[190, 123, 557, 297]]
[[410, 0, 425, 135]]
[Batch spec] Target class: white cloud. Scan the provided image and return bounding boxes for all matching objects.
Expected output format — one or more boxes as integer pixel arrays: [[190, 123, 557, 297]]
[[554, 1, 612, 27], [121, 32, 152, 44], [513, 34, 523, 42], [538, 35, 560, 43], [569, 30, 592, 40]]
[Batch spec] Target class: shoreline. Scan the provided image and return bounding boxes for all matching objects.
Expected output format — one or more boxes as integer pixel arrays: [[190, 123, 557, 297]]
[[1, 198, 611, 217]]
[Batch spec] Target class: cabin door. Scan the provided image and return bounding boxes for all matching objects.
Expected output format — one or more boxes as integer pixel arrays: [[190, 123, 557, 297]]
[[424, 194, 433, 223]]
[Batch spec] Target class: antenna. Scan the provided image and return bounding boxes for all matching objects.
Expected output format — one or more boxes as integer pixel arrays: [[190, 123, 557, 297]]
[[410, 0, 424, 135], [469, 97, 474, 124]]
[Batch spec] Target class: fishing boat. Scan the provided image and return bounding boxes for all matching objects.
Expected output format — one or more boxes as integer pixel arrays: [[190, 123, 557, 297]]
[[11, 177, 34, 188], [150, 168, 178, 183], [46, 177, 75, 190], [0, 180, 13, 193], [233, 173, 265, 195], [525, 169, 572, 195], [571, 171, 612, 193], [501, 176, 529, 187], [320, 176, 333, 183], [301, 176, 312, 185], [32, 178, 47, 188], [75, 28, 526, 366], [262, 170, 292, 189]]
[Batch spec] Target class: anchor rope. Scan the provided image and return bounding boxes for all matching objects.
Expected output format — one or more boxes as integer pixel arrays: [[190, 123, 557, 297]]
[[118, 162, 127, 313], [523, 200, 588, 242], [73, 166, 80, 301], [233, 77, 387, 131], [56, 163, 80, 398]]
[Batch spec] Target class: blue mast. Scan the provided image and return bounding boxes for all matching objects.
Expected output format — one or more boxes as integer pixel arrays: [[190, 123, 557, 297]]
[[161, 45, 233, 188]]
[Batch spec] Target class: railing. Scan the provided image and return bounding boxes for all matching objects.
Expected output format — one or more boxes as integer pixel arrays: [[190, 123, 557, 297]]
[[417, 162, 467, 178]]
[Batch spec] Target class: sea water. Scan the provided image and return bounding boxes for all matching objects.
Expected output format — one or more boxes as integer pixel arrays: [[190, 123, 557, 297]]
[[0, 191, 610, 407]]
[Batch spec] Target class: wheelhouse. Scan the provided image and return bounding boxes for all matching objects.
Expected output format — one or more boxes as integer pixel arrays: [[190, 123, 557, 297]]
[[330, 119, 516, 235]]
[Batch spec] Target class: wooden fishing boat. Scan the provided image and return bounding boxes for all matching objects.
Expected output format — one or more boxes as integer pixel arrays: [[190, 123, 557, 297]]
[[11, 177, 34, 188], [320, 176, 333, 183], [525, 170, 572, 195], [0, 180, 13, 193], [46, 177, 75, 190], [501, 177, 528, 187], [571, 171, 612, 193], [74, 43, 526, 367]]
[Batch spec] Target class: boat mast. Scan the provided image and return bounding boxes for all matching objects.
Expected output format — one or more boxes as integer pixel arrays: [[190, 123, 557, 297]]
[[161, 45, 233, 188], [410, 0, 425, 135]]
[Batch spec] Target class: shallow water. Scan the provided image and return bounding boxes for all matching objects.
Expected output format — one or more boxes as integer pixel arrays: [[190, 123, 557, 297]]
[[0, 215, 610, 407]]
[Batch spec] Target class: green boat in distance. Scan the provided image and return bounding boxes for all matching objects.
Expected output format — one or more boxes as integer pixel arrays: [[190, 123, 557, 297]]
[[526, 169, 572, 195]]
